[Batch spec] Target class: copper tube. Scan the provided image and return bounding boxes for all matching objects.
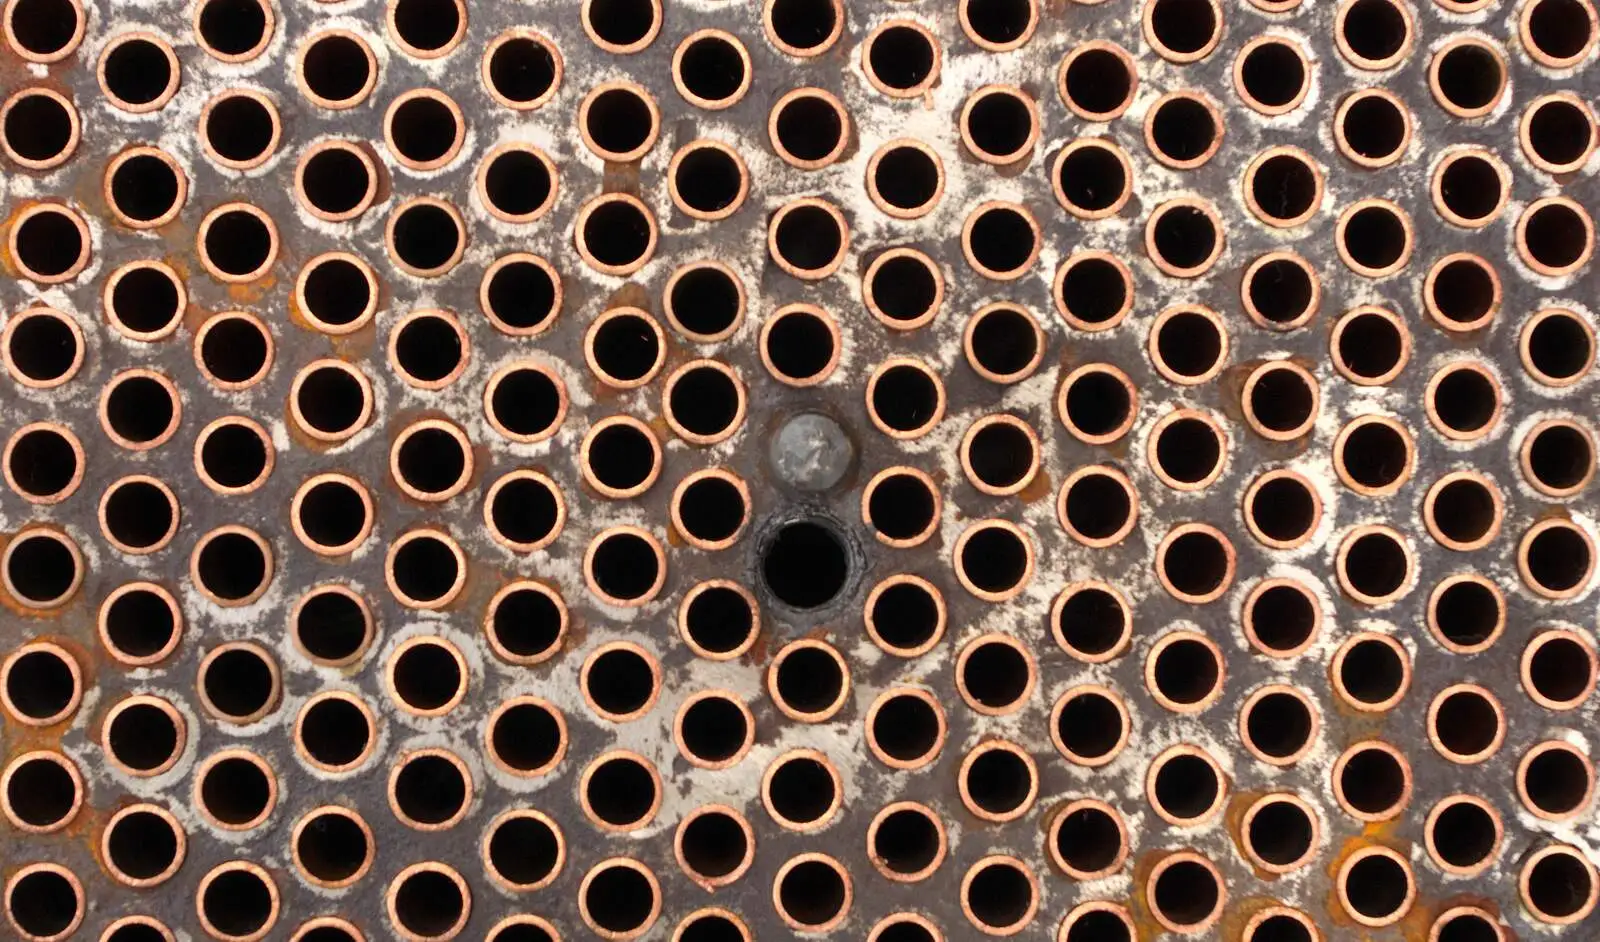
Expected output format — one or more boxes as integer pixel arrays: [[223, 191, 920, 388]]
[[772, 854, 851, 933], [955, 633, 1035, 715], [667, 139, 749, 220], [1148, 305, 1228, 384], [580, 416, 661, 499], [294, 690, 377, 773], [672, 30, 750, 109], [294, 140, 379, 222], [0, 88, 78, 169], [484, 581, 567, 659], [767, 638, 849, 721], [865, 801, 946, 883], [98, 31, 179, 112], [1144, 90, 1224, 168], [1154, 523, 1236, 604], [1142, 0, 1222, 61], [1425, 684, 1505, 764], [957, 739, 1038, 822], [384, 529, 467, 609], [761, 748, 842, 832], [295, 30, 377, 109], [674, 691, 754, 769], [104, 259, 187, 341], [1239, 684, 1318, 765], [768, 87, 849, 169], [387, 0, 465, 58], [585, 527, 667, 607], [1521, 93, 1597, 174], [1336, 198, 1412, 276], [9, 203, 90, 283], [195, 862, 280, 941], [580, 750, 662, 832], [294, 252, 377, 335], [860, 466, 941, 547], [1428, 907, 1507, 942], [1518, 518, 1596, 599], [482, 29, 562, 110], [194, 749, 277, 831], [864, 573, 944, 651], [865, 144, 945, 221], [870, 914, 941, 942], [580, 641, 661, 722], [196, 202, 278, 283], [386, 862, 470, 942], [1335, 0, 1413, 69], [291, 919, 362, 942], [961, 0, 1038, 49], [1334, 88, 1411, 168], [1521, 418, 1597, 497], [958, 415, 1039, 497], [1522, 628, 1597, 709], [1425, 360, 1501, 441], [1424, 254, 1501, 334], [760, 303, 840, 384], [1240, 361, 1319, 440], [1516, 196, 1595, 276], [103, 147, 186, 229], [861, 19, 941, 98], [961, 201, 1040, 280], [386, 197, 467, 277], [1240, 251, 1319, 330], [485, 695, 568, 776], [1145, 743, 1226, 824], [661, 361, 746, 446], [960, 856, 1037, 936], [99, 581, 183, 666], [482, 808, 563, 891], [388, 748, 473, 830], [3, 307, 83, 388], [199, 89, 280, 171], [2, 0, 82, 62], [192, 316, 270, 393], [1336, 524, 1414, 605], [1331, 631, 1411, 711], [389, 309, 469, 388], [192, 0, 272, 61], [581, 0, 659, 52], [197, 641, 281, 725], [101, 693, 186, 777], [767, 198, 848, 279], [674, 805, 755, 888], [1059, 902, 1135, 942], [865, 686, 946, 769], [1050, 685, 1130, 766], [386, 635, 468, 715], [1337, 845, 1415, 927], [959, 85, 1038, 165], [1425, 573, 1503, 654], [866, 356, 946, 438], [1243, 908, 1320, 942], [1517, 740, 1595, 820], [1239, 793, 1319, 874], [484, 470, 565, 553], [3, 526, 82, 609], [1, 751, 81, 832], [1051, 139, 1133, 219], [1521, 0, 1598, 66], [576, 860, 658, 941], [1144, 197, 1224, 277], [105, 917, 177, 942], [964, 303, 1044, 383], [952, 519, 1035, 601], [1144, 851, 1225, 934], [94, 474, 176, 554], [1046, 799, 1127, 879], [1242, 470, 1321, 549], [1332, 739, 1413, 820], [663, 260, 743, 340], [1241, 577, 1321, 657], [579, 81, 660, 162], [575, 192, 657, 276], [1521, 844, 1599, 924], [1431, 152, 1509, 230], [0, 641, 80, 725], [1233, 36, 1310, 114], [1054, 252, 1134, 331], [678, 579, 759, 659], [1420, 471, 1502, 551], [5, 863, 83, 941], [1429, 37, 1507, 118], [1423, 794, 1502, 876], [1057, 465, 1138, 546], [1330, 305, 1409, 385], [1148, 410, 1227, 490], [189, 525, 274, 607], [1243, 146, 1322, 227], [483, 360, 568, 442], [476, 142, 558, 223], [1057, 41, 1136, 120], [1333, 414, 1414, 494], [290, 584, 374, 667], [1057, 364, 1137, 444]]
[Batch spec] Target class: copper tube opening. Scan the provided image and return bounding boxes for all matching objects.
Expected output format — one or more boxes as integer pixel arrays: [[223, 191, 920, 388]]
[[193, 0, 271, 62], [761, 304, 839, 385], [105, 261, 185, 341], [10, 204, 88, 283], [956, 634, 1035, 715], [484, 471, 564, 553], [4, 308, 82, 387], [292, 585, 373, 666], [1335, 89, 1411, 167], [962, 0, 1036, 48], [295, 691, 375, 772], [197, 203, 277, 283], [954, 519, 1034, 601], [1058, 42, 1136, 119], [668, 140, 748, 220], [1522, 0, 1597, 65], [1523, 629, 1597, 708], [195, 750, 277, 830], [1052, 140, 1132, 219], [1148, 411, 1226, 491], [582, 642, 660, 722], [1, 88, 77, 170], [194, 314, 271, 391], [292, 807, 373, 889], [1338, 847, 1414, 927], [870, 914, 940, 942], [390, 749, 471, 829], [1427, 364, 1500, 442], [1429, 909, 1506, 942], [1243, 471, 1320, 548], [962, 202, 1040, 279], [1425, 255, 1501, 333], [1245, 150, 1321, 230], [486, 696, 567, 775], [1, 642, 79, 725], [1430, 38, 1506, 118], [97, 475, 177, 554], [960, 85, 1038, 165], [1, 751, 80, 832], [1424, 796, 1501, 875], [958, 740, 1037, 821], [1522, 419, 1596, 497], [484, 30, 562, 109], [1426, 685, 1504, 763], [862, 20, 940, 98], [1336, 0, 1412, 67], [1241, 362, 1318, 440], [386, 197, 466, 277], [579, 82, 659, 162], [585, 526, 666, 606], [768, 88, 848, 169], [867, 357, 945, 438], [392, 314, 469, 390], [580, 416, 661, 498], [295, 141, 377, 221], [478, 144, 557, 223], [960, 416, 1040, 498], [866, 687, 945, 768], [198, 642, 280, 724], [1145, 91, 1222, 168], [1149, 306, 1227, 383], [673, 30, 749, 109], [1240, 685, 1317, 764], [964, 304, 1043, 384], [102, 804, 184, 887], [1337, 525, 1413, 605], [100, 582, 182, 666], [1522, 845, 1599, 924], [1242, 578, 1320, 656], [1155, 525, 1235, 604], [1333, 740, 1412, 819], [1432, 153, 1508, 230], [387, 0, 465, 58], [1331, 306, 1408, 384], [4, 0, 81, 62], [1337, 199, 1411, 275], [1517, 196, 1595, 275], [1057, 365, 1136, 445], [762, 749, 841, 831], [478, 256, 560, 337], [864, 250, 943, 332], [201, 90, 279, 171], [664, 261, 742, 340], [1055, 252, 1133, 331], [582, 0, 660, 52], [576, 193, 657, 276], [387, 863, 469, 941], [1332, 632, 1410, 710], [1145, 198, 1223, 277], [484, 809, 563, 890], [1519, 741, 1595, 819], [866, 143, 944, 220], [1147, 744, 1225, 823], [6, 864, 83, 941], [1048, 800, 1126, 879], [391, 421, 473, 501], [581, 751, 661, 831], [865, 576, 945, 656], [1050, 685, 1130, 765], [580, 859, 660, 939], [98, 33, 179, 113], [1060, 903, 1135, 942], [484, 361, 566, 442], [868, 802, 946, 882], [1519, 519, 1596, 598], [1055, 465, 1136, 546], [679, 580, 758, 659], [961, 857, 1036, 936], [387, 636, 467, 715], [1235, 38, 1308, 113], [768, 639, 849, 721], [1422, 472, 1502, 551], [1145, 852, 1225, 933], [669, 469, 747, 549], [105, 148, 185, 229], [675, 692, 753, 768], [1522, 94, 1596, 173], [1333, 415, 1414, 494], [1240, 252, 1318, 329], [768, 200, 847, 279], [297, 31, 375, 109], [1241, 794, 1318, 873], [191, 525, 273, 606], [289, 360, 371, 441], [102, 694, 185, 777], [1425, 574, 1502, 653], [763, 0, 843, 56], [773, 854, 852, 932], [676, 806, 755, 887], [3, 527, 80, 608], [295, 253, 376, 335], [1143, 0, 1221, 61]]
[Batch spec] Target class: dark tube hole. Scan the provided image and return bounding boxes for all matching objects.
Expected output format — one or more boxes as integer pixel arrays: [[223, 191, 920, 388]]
[[3, 93, 69, 163], [680, 696, 749, 765], [1058, 257, 1129, 327], [969, 206, 1035, 274], [585, 88, 653, 157], [4, 755, 74, 827], [1527, 525, 1592, 593], [1343, 532, 1409, 598], [1249, 477, 1316, 543], [1241, 42, 1305, 108], [590, 313, 659, 384], [873, 807, 940, 875], [964, 748, 1032, 816], [1053, 805, 1122, 873], [1064, 370, 1131, 438], [391, 0, 461, 53], [485, 150, 552, 219], [1432, 369, 1497, 435], [966, 91, 1032, 158], [958, 525, 1028, 594], [294, 589, 368, 664], [488, 815, 560, 886], [673, 146, 741, 215], [583, 866, 655, 934], [872, 147, 939, 214], [1529, 100, 1594, 167], [1437, 44, 1503, 111], [683, 584, 755, 655], [1247, 584, 1316, 653], [488, 37, 556, 105], [585, 755, 656, 826], [1150, 96, 1217, 163], [867, 473, 936, 541], [1429, 478, 1497, 545], [1340, 748, 1405, 813], [1432, 580, 1499, 649], [1149, 0, 1217, 54], [1161, 531, 1230, 597], [489, 367, 561, 439], [585, 647, 654, 717], [769, 755, 836, 824], [1527, 852, 1595, 919], [392, 869, 465, 938], [9, 868, 79, 939], [667, 365, 739, 438], [774, 95, 843, 163], [103, 39, 172, 107], [678, 35, 744, 104], [773, 206, 842, 273], [969, 307, 1038, 378], [1055, 587, 1127, 658], [205, 95, 273, 164], [677, 476, 745, 544], [1063, 471, 1131, 541], [201, 648, 274, 720], [586, 424, 655, 493], [1338, 422, 1408, 489], [104, 479, 173, 550], [8, 0, 78, 57], [1250, 154, 1317, 221], [110, 155, 179, 224], [1153, 861, 1220, 927], [777, 860, 847, 927], [1154, 754, 1220, 819], [1431, 258, 1498, 327], [297, 811, 370, 884], [1525, 202, 1590, 269], [1057, 145, 1128, 214], [591, 532, 661, 602], [668, 266, 738, 337], [3, 649, 72, 723], [1341, 94, 1406, 160], [1336, 312, 1402, 379], [773, 647, 845, 714], [871, 693, 939, 761], [769, 0, 837, 52], [869, 582, 940, 653], [392, 642, 462, 712], [1342, 0, 1408, 63], [5, 533, 75, 604], [1530, 636, 1593, 703], [299, 479, 369, 551], [396, 427, 466, 496], [1344, 854, 1410, 920], [110, 266, 181, 335], [966, 862, 1033, 930], [300, 697, 371, 768], [302, 35, 370, 104], [106, 809, 180, 880], [1339, 640, 1405, 705], [393, 754, 467, 825], [203, 209, 271, 278], [763, 521, 847, 609], [962, 640, 1029, 709], [15, 209, 83, 278], [296, 366, 366, 436], [1525, 749, 1590, 816], [1439, 158, 1503, 224], [1527, 313, 1593, 381], [1245, 693, 1313, 759], [1341, 205, 1406, 271], [1247, 800, 1313, 867], [1429, 801, 1497, 869], [103, 589, 177, 661], [301, 148, 372, 217], [1064, 48, 1132, 115], [199, 318, 268, 387], [867, 25, 934, 91], [196, 0, 266, 57], [1249, 368, 1314, 434], [490, 700, 563, 771], [6, 427, 75, 498], [872, 365, 938, 432], [586, 0, 657, 47], [1152, 638, 1220, 706], [391, 203, 462, 272], [106, 702, 179, 772], [1151, 205, 1218, 270], [6, 314, 76, 383], [965, 0, 1033, 46], [390, 99, 458, 166], [199, 756, 270, 825], [301, 258, 371, 329], [490, 476, 559, 547], [581, 200, 651, 268]]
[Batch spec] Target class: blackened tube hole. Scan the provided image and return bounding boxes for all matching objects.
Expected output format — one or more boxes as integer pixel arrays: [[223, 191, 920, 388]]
[[680, 696, 749, 765], [1055, 692, 1125, 759], [391, 642, 462, 712], [488, 37, 556, 105], [195, 532, 268, 603], [299, 697, 372, 768], [590, 532, 661, 602], [301, 148, 372, 217], [871, 693, 940, 762], [393, 754, 467, 825], [763, 521, 848, 609], [103, 40, 172, 108], [297, 811, 370, 884], [683, 584, 755, 656]]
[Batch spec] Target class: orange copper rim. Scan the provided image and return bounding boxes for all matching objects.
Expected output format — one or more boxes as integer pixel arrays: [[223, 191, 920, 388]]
[[1423, 795, 1503, 876], [1145, 852, 1226, 933]]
